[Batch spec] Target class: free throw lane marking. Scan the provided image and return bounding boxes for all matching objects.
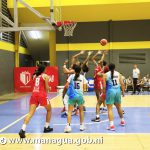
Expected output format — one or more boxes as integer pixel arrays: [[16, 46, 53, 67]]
[[0, 95, 59, 133]]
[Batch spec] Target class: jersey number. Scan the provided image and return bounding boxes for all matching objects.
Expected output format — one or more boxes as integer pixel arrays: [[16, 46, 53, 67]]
[[112, 79, 118, 86], [35, 78, 40, 86], [74, 82, 80, 89]]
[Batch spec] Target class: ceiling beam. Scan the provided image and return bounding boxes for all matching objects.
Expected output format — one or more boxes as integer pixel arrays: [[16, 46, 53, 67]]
[[0, 26, 55, 32], [18, 0, 52, 25], [0, 12, 14, 27]]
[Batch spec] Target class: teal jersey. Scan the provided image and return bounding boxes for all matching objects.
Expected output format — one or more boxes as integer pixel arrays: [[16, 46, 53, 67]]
[[67, 74, 88, 99], [106, 71, 121, 90]]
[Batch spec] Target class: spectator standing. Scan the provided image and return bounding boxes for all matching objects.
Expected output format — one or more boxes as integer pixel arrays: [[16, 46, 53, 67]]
[[132, 64, 140, 94]]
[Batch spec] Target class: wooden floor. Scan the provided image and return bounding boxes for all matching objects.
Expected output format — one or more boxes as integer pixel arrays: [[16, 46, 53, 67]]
[[0, 93, 150, 150]]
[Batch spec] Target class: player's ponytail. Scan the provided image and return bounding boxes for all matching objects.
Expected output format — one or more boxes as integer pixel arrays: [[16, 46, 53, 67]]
[[109, 63, 115, 80], [33, 64, 46, 77], [74, 66, 81, 81]]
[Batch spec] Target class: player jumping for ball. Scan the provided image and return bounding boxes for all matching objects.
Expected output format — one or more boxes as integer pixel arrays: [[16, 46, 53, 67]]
[[91, 50, 108, 122]]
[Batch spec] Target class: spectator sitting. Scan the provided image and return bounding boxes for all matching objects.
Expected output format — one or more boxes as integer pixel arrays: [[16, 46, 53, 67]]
[[143, 74, 149, 91], [120, 73, 126, 86], [126, 76, 133, 92], [136, 79, 144, 94]]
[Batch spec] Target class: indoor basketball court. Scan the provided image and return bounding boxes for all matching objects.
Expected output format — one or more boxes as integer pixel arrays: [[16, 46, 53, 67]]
[[0, 0, 150, 150]]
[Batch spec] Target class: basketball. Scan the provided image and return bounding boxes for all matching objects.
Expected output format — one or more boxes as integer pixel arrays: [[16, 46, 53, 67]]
[[100, 39, 108, 46]]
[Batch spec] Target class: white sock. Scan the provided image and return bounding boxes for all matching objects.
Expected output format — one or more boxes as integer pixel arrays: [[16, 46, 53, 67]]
[[121, 118, 125, 122], [22, 124, 27, 131], [96, 114, 100, 118], [67, 123, 70, 126], [110, 121, 114, 126], [45, 122, 49, 128]]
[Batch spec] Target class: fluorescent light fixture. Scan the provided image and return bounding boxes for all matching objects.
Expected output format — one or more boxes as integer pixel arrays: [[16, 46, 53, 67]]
[[29, 31, 41, 39]]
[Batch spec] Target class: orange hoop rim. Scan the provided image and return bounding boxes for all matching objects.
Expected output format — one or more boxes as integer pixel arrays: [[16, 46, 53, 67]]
[[56, 21, 76, 27]]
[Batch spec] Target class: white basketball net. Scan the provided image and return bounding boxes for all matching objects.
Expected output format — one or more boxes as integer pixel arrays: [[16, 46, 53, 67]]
[[62, 22, 77, 36]]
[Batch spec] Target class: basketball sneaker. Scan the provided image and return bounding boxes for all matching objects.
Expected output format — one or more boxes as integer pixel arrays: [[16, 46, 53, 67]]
[[75, 109, 79, 116], [61, 112, 67, 118], [107, 125, 115, 131], [100, 107, 103, 110], [122, 110, 125, 114], [61, 107, 65, 113], [83, 106, 86, 111], [64, 125, 71, 133], [19, 129, 26, 138], [80, 124, 86, 131], [120, 120, 126, 126], [91, 117, 100, 122], [44, 126, 53, 133], [101, 108, 107, 113]]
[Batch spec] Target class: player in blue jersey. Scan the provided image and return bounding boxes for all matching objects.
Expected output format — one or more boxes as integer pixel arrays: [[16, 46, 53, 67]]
[[103, 63, 125, 131], [63, 65, 88, 133], [62, 51, 92, 117]]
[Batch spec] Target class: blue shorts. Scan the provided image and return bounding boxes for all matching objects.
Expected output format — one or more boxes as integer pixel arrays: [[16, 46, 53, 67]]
[[106, 88, 121, 105]]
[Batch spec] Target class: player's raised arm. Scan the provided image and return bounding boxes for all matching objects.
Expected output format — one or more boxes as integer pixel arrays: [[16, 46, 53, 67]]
[[63, 60, 75, 74], [99, 50, 108, 63], [63, 66, 75, 74], [71, 50, 85, 65], [82, 51, 93, 66], [92, 51, 101, 66]]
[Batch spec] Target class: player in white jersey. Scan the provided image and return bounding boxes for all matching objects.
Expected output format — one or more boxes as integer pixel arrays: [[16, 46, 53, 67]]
[[103, 63, 125, 131], [64, 65, 88, 133], [61, 51, 92, 117]]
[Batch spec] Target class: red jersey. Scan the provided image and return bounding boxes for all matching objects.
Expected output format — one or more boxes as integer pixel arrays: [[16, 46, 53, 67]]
[[94, 66, 103, 89], [103, 65, 109, 73], [94, 66, 103, 81], [30, 74, 49, 107], [32, 74, 46, 95]]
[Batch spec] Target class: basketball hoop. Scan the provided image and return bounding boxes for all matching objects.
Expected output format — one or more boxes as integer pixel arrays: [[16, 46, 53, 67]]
[[55, 21, 77, 36]]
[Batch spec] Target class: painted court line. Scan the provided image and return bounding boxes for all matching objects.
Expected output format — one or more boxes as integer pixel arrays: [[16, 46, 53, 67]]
[[53, 119, 109, 126], [2, 133, 150, 135], [0, 95, 59, 133], [0, 113, 34, 133]]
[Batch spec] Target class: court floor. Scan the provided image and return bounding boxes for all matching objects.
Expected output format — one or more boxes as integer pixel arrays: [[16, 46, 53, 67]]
[[0, 92, 150, 150]]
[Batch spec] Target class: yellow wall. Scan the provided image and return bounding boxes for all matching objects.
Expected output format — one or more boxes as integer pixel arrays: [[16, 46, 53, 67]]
[[7, 0, 150, 22], [0, 41, 30, 55], [7, 0, 150, 8], [7, 0, 50, 8], [56, 41, 150, 51]]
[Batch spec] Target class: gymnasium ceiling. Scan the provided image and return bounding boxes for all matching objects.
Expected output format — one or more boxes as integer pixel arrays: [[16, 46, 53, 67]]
[[7, 0, 150, 23], [6, 0, 150, 61]]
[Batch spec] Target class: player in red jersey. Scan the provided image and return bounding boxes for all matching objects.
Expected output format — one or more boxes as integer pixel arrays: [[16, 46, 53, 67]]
[[19, 64, 53, 138], [102, 61, 109, 73], [91, 51, 107, 122]]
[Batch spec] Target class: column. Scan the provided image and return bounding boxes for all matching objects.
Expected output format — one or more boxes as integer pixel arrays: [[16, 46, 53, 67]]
[[49, 30, 56, 66]]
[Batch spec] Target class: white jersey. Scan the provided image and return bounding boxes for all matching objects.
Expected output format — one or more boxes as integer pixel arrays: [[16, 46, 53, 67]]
[[133, 68, 140, 78], [67, 74, 88, 96], [106, 71, 121, 90]]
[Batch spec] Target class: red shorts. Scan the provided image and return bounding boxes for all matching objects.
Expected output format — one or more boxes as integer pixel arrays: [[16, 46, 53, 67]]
[[30, 93, 49, 106], [100, 92, 106, 100], [94, 80, 103, 90]]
